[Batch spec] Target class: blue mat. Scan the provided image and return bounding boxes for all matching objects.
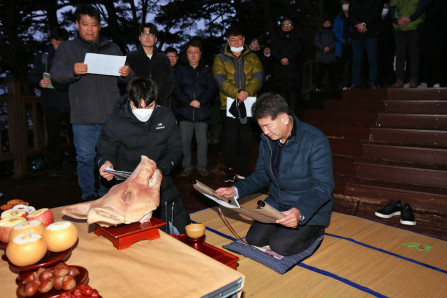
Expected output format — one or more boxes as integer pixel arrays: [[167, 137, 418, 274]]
[[223, 236, 324, 274]]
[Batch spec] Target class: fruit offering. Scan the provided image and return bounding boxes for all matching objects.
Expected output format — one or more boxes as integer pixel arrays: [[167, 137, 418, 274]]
[[1, 209, 28, 219], [1, 199, 29, 211], [44, 221, 78, 252], [60, 284, 102, 298], [6, 232, 48, 266], [27, 208, 54, 226], [9, 220, 46, 241], [0, 216, 27, 243]]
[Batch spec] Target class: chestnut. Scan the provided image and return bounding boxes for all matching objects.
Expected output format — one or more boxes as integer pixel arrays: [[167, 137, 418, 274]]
[[62, 274, 76, 290], [39, 268, 54, 281], [69, 266, 80, 276], [53, 275, 64, 290], [24, 282, 39, 296], [38, 278, 54, 293]]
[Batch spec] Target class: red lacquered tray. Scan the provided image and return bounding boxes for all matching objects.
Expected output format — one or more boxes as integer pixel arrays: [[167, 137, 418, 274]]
[[171, 234, 239, 270], [94, 217, 166, 250]]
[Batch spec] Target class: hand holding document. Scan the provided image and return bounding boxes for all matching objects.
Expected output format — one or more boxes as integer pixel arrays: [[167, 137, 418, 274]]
[[84, 53, 126, 76]]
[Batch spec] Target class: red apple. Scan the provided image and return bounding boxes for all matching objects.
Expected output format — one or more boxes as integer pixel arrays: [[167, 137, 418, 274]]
[[0, 216, 27, 243], [1, 209, 28, 219], [6, 232, 47, 266], [27, 208, 54, 226]]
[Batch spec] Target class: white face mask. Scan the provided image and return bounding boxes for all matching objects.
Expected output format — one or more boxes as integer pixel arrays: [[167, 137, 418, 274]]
[[230, 46, 244, 53], [264, 54, 271, 57], [382, 8, 389, 17], [342, 4, 349, 12], [132, 108, 153, 122]]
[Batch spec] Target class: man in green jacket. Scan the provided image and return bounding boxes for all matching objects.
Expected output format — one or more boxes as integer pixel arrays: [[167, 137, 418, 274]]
[[212, 26, 264, 183]]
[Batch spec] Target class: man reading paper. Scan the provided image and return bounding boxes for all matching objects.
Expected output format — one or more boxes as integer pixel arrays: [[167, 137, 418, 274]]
[[216, 93, 334, 256]]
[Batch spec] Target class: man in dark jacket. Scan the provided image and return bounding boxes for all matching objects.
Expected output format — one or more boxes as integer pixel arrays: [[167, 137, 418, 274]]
[[174, 39, 217, 177], [29, 28, 75, 178], [126, 23, 174, 109], [216, 93, 334, 257], [271, 17, 305, 112], [97, 78, 190, 234], [50, 4, 130, 201]]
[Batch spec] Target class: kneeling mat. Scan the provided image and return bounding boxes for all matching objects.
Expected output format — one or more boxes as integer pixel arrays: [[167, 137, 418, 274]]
[[223, 235, 324, 274]]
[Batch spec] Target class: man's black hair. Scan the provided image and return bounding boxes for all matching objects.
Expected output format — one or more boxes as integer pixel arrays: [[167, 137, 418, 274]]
[[252, 93, 290, 121], [50, 28, 69, 41], [164, 47, 178, 55], [127, 77, 158, 108], [75, 4, 101, 23], [139, 22, 159, 38], [225, 25, 245, 38], [185, 39, 203, 52]]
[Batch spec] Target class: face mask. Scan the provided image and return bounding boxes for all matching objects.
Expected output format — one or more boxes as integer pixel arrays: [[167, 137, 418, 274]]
[[342, 4, 349, 12], [382, 8, 389, 17], [132, 108, 153, 122], [264, 54, 271, 57], [230, 46, 244, 53]]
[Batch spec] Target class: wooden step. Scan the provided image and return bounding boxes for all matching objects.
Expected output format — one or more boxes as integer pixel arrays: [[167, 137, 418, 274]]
[[304, 110, 376, 126], [383, 100, 447, 114], [377, 113, 447, 129], [386, 88, 447, 100], [333, 157, 356, 177], [370, 127, 447, 146], [362, 143, 447, 166], [342, 88, 387, 100], [315, 124, 371, 140], [324, 99, 384, 112], [329, 139, 363, 157], [354, 161, 447, 188]]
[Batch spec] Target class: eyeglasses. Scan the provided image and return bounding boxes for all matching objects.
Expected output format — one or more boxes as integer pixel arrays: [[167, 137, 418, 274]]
[[250, 42, 259, 46], [141, 33, 156, 39], [282, 23, 293, 27]]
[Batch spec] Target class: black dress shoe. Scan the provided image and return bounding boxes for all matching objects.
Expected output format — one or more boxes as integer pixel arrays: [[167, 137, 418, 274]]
[[400, 203, 416, 226], [375, 200, 402, 218]]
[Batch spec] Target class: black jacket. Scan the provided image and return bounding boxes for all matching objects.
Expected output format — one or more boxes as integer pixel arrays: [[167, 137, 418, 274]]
[[126, 47, 174, 108], [29, 46, 69, 110], [173, 58, 217, 122], [349, 0, 383, 39]]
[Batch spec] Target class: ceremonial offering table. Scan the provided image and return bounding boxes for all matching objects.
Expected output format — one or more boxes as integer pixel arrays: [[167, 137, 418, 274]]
[[0, 206, 244, 297]]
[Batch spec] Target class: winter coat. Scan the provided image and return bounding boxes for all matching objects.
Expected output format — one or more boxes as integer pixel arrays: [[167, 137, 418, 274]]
[[29, 46, 69, 110], [234, 115, 334, 226], [212, 45, 264, 110], [349, 0, 383, 39], [126, 47, 174, 108], [313, 28, 337, 64], [333, 12, 352, 57], [390, 0, 430, 31], [173, 59, 217, 122], [50, 32, 127, 125], [270, 29, 305, 89]]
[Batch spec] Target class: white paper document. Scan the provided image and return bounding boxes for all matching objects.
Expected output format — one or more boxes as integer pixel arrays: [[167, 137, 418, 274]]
[[226, 97, 256, 118], [84, 53, 126, 76]]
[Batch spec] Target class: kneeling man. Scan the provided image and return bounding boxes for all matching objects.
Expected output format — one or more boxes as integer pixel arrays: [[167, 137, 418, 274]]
[[216, 93, 334, 256]]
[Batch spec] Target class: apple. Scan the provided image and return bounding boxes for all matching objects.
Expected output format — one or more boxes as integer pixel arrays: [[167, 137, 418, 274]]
[[9, 220, 45, 242], [0, 216, 27, 243], [6, 232, 47, 266], [44, 221, 78, 252], [27, 208, 54, 226], [1, 209, 28, 219]]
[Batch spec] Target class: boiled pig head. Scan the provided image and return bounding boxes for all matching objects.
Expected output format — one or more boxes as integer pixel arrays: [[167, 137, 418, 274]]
[[62, 155, 162, 227]]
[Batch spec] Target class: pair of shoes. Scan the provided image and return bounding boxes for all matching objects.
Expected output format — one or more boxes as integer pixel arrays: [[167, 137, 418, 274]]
[[197, 169, 209, 177], [409, 79, 418, 88], [48, 169, 61, 178], [391, 79, 404, 88], [375, 200, 416, 225], [433, 83, 441, 88], [82, 195, 98, 202], [417, 82, 428, 88], [342, 86, 349, 91], [179, 169, 192, 177], [314, 88, 321, 92], [349, 84, 360, 90], [369, 83, 379, 89]]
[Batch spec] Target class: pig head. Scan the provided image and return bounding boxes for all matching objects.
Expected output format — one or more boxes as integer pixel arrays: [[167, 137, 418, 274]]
[[62, 156, 162, 227]]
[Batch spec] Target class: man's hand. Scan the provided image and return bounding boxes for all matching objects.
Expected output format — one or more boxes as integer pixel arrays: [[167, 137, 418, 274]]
[[39, 78, 51, 88], [74, 63, 88, 75], [280, 58, 289, 66], [323, 46, 330, 53], [190, 100, 201, 108], [215, 187, 236, 198], [237, 90, 249, 102], [276, 207, 300, 228], [119, 65, 130, 77], [397, 17, 410, 27], [99, 161, 115, 181], [355, 23, 367, 33]]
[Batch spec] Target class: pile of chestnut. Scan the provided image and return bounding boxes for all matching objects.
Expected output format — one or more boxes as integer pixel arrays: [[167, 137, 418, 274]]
[[59, 284, 100, 298], [17, 262, 86, 297]]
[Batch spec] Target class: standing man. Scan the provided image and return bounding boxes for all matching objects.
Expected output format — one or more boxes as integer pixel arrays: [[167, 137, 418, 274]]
[[29, 28, 75, 178], [333, 0, 353, 90], [126, 23, 174, 108], [216, 93, 334, 257], [174, 39, 217, 177], [249, 37, 263, 60], [271, 17, 305, 113], [212, 26, 264, 182], [51, 4, 130, 201]]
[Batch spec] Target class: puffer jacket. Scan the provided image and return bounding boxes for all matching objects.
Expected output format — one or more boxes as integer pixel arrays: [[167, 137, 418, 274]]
[[234, 115, 334, 226], [173, 58, 217, 122], [212, 45, 264, 110], [390, 0, 430, 31]]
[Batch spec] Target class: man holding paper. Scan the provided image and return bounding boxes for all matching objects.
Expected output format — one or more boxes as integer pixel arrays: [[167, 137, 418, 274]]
[[216, 93, 334, 257], [212, 25, 264, 183], [51, 4, 130, 201]]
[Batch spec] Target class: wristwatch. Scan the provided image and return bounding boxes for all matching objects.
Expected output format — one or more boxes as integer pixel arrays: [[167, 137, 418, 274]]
[[361, 22, 366, 28]]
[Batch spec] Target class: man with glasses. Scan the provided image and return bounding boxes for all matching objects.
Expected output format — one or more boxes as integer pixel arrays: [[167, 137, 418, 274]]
[[127, 23, 174, 108], [249, 37, 263, 61], [212, 26, 264, 183]]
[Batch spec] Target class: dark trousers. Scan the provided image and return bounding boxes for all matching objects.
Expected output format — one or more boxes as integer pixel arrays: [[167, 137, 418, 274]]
[[352, 37, 378, 86], [221, 111, 253, 176], [43, 107, 74, 170], [246, 221, 325, 256], [394, 30, 420, 81], [336, 44, 353, 87], [277, 88, 299, 114], [316, 62, 336, 90]]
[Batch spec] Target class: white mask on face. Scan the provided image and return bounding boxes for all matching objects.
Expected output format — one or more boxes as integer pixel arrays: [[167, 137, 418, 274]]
[[342, 4, 349, 12], [230, 46, 244, 53], [382, 8, 389, 17], [264, 54, 271, 57], [132, 108, 153, 122]]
